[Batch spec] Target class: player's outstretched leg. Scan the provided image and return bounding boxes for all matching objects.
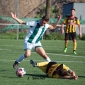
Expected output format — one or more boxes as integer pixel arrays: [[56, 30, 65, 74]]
[[13, 50, 31, 69], [13, 54, 25, 69]]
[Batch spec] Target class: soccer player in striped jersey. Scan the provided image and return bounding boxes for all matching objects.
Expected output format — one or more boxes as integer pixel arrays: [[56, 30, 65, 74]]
[[30, 60, 78, 80], [11, 12, 61, 69], [62, 9, 82, 54]]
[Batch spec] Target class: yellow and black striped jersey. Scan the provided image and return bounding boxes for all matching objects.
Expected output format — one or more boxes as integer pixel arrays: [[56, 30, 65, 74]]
[[47, 64, 70, 78], [63, 16, 80, 33]]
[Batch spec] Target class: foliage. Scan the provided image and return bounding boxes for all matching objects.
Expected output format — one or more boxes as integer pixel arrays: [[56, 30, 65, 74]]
[[0, 32, 85, 40], [0, 32, 16, 39], [36, 4, 59, 18], [43, 32, 64, 40], [19, 32, 26, 39], [0, 32, 26, 39], [36, 4, 46, 18], [0, 32, 64, 40]]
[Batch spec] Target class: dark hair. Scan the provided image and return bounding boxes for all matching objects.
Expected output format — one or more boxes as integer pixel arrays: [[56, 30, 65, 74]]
[[42, 15, 49, 22], [71, 8, 76, 11], [52, 64, 68, 76], [58, 68, 68, 76]]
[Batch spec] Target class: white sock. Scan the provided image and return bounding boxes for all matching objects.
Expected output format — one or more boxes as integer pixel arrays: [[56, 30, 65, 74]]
[[45, 57, 51, 62], [16, 54, 25, 63]]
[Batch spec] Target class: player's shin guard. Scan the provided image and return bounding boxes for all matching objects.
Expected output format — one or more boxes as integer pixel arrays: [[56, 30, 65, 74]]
[[73, 41, 77, 51], [65, 41, 68, 48], [16, 54, 25, 63]]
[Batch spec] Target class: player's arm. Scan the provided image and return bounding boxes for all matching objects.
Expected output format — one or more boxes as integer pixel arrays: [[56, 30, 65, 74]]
[[11, 12, 36, 26], [76, 19, 82, 38], [66, 70, 78, 80], [60, 75, 78, 80], [48, 15, 61, 29], [77, 24, 82, 38], [61, 18, 67, 34], [11, 12, 26, 24], [70, 70, 78, 80], [61, 65, 78, 80], [60, 70, 78, 80], [61, 23, 65, 34]]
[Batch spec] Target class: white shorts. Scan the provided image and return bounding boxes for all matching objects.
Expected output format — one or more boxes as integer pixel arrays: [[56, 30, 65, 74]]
[[24, 39, 42, 50]]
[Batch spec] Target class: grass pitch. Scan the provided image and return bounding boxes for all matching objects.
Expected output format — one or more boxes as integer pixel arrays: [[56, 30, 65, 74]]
[[0, 39, 85, 85]]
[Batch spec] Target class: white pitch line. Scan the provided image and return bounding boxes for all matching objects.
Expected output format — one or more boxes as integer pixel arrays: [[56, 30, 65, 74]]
[[46, 52, 85, 58], [0, 48, 12, 51], [0, 59, 84, 63], [0, 48, 85, 58], [0, 45, 85, 58]]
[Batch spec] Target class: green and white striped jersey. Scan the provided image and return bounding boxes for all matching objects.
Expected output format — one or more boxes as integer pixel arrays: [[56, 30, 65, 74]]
[[25, 21, 49, 43]]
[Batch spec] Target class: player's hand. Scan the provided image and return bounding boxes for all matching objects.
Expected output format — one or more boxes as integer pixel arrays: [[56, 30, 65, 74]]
[[62, 29, 64, 34], [57, 14, 61, 20], [11, 12, 17, 19], [74, 75, 78, 80], [79, 32, 82, 38]]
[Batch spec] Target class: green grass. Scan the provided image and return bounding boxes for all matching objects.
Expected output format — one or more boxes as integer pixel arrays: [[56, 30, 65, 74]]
[[0, 39, 85, 85]]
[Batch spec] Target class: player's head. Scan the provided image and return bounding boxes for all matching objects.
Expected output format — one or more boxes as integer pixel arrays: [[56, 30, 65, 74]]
[[41, 15, 49, 26], [58, 68, 68, 76], [70, 8, 76, 16]]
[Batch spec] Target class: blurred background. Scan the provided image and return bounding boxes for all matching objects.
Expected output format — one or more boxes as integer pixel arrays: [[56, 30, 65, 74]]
[[0, 0, 85, 40]]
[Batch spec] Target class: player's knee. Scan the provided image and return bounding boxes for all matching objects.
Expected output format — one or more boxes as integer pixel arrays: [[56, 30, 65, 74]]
[[24, 53, 30, 58], [73, 39, 76, 42]]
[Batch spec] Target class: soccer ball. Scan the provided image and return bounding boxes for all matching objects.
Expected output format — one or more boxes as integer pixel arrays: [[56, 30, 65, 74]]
[[16, 67, 26, 77]]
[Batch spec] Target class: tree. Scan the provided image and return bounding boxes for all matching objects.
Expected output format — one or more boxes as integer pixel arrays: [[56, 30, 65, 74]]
[[45, 0, 52, 35], [45, 0, 51, 17]]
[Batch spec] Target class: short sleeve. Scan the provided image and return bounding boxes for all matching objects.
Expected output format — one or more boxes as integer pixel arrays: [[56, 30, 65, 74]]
[[26, 21, 37, 26], [63, 64, 70, 72], [76, 19, 80, 25], [45, 24, 50, 29], [63, 18, 67, 24]]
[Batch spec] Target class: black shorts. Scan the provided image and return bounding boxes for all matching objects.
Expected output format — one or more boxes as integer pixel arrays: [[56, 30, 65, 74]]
[[46, 62, 57, 73], [65, 32, 76, 40]]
